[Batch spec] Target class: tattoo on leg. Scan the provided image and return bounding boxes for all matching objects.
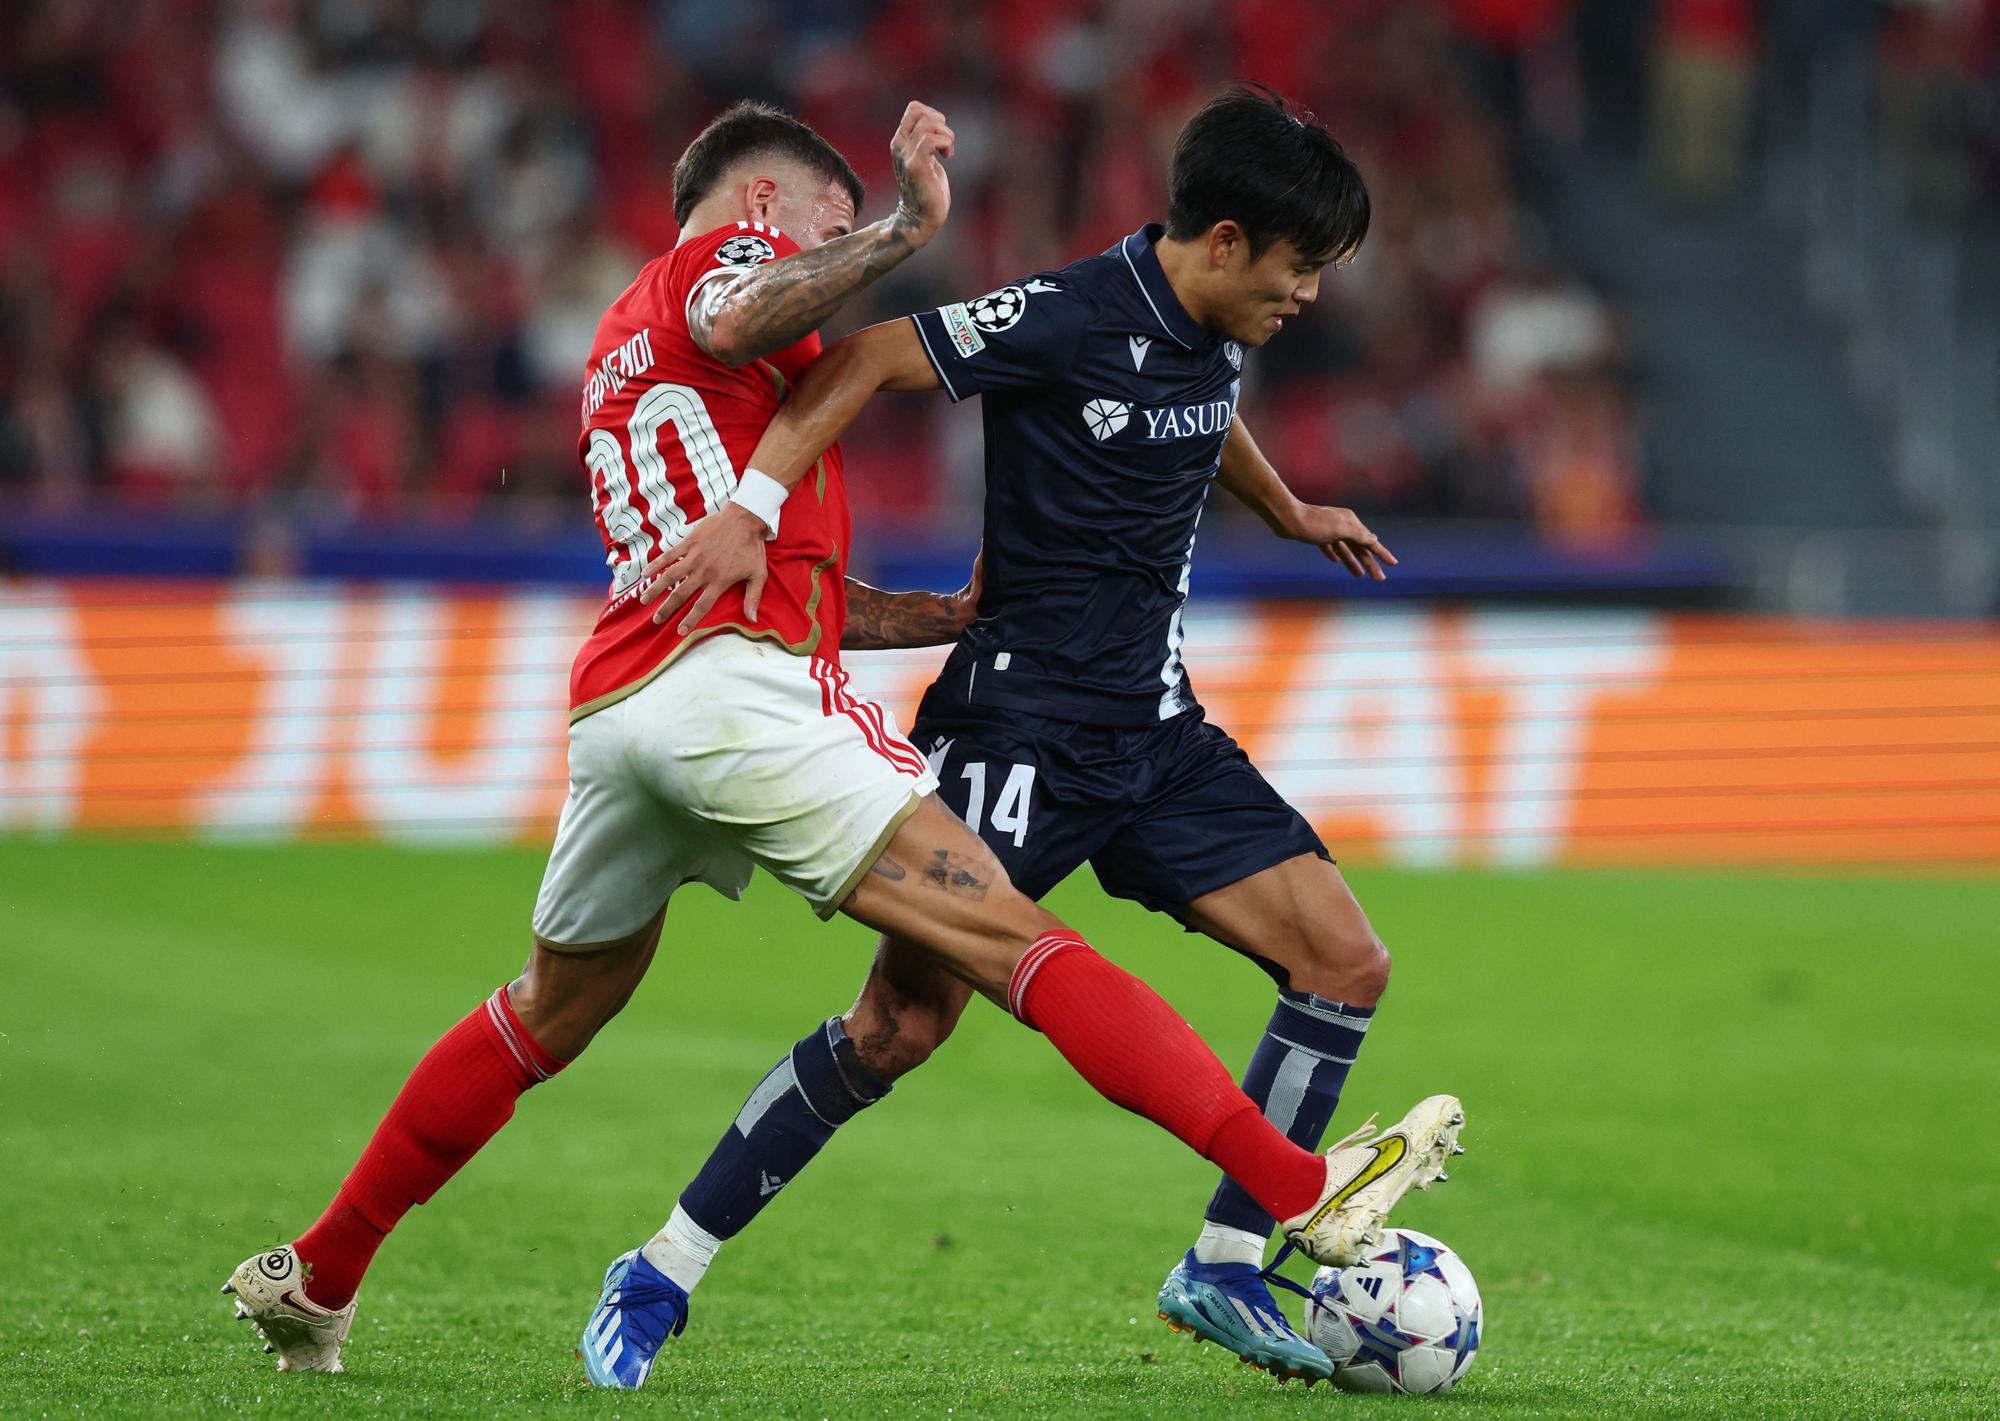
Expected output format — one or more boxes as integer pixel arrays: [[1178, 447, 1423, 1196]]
[[869, 854, 907, 882], [922, 850, 990, 900]]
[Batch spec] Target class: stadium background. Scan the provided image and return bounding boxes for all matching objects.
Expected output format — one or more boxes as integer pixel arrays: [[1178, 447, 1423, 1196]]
[[3, 0, 1996, 859], [2, 2, 1996, 1417]]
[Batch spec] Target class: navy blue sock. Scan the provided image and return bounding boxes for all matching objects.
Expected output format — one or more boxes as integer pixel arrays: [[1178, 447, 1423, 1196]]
[[1204, 990, 1374, 1238], [677, 1016, 889, 1239]]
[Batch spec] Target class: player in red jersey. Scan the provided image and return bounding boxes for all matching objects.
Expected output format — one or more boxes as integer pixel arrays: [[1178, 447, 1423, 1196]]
[[221, 100, 1447, 1380], [568, 202, 865, 718]]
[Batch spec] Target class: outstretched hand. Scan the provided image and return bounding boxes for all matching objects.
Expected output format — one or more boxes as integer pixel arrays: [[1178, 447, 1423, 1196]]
[[1286, 504, 1398, 581], [639, 503, 770, 633]]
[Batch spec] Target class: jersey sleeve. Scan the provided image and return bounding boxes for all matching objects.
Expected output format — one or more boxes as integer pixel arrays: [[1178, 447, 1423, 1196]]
[[667, 222, 804, 330], [909, 276, 1096, 402]]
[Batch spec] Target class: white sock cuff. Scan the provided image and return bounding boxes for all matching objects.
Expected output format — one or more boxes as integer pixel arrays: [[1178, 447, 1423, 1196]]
[[1192, 1220, 1270, 1268], [642, 1203, 726, 1293]]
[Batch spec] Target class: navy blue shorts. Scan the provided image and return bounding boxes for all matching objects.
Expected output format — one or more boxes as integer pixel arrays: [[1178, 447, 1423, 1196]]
[[907, 696, 1328, 915]]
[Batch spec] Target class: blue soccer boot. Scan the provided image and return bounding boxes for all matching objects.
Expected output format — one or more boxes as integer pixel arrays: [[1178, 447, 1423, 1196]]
[[1157, 1248, 1332, 1383], [578, 1248, 688, 1388]]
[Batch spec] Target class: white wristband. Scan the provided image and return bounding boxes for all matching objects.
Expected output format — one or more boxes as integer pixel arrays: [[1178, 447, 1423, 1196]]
[[731, 468, 787, 540]]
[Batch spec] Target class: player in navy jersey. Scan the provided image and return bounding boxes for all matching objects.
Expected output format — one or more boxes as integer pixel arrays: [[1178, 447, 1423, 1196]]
[[589, 86, 1464, 1387]]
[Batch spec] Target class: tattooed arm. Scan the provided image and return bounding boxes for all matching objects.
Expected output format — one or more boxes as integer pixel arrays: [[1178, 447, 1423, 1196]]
[[841, 549, 982, 650], [640, 318, 946, 632], [691, 101, 954, 369]]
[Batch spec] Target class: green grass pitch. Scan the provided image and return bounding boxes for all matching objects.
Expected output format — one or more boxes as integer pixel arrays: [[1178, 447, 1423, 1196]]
[[2, 839, 1995, 1418]]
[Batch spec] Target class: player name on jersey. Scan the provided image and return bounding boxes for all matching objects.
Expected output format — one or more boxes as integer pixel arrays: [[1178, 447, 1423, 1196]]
[[581, 329, 656, 422], [566, 222, 852, 718]]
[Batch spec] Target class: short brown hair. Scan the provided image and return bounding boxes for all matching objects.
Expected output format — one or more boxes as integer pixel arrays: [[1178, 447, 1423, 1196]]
[[672, 100, 865, 227]]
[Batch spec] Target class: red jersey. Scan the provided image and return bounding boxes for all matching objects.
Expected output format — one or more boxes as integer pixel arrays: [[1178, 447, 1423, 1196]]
[[568, 221, 851, 718]]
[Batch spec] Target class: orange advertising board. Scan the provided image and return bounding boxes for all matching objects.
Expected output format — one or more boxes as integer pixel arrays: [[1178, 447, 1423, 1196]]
[[3, 582, 1995, 868]]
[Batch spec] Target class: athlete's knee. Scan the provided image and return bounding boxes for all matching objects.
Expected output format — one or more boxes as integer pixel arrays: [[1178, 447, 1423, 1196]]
[[1290, 923, 1390, 1006], [843, 996, 949, 1080], [844, 973, 968, 1081], [511, 922, 660, 1059], [1349, 932, 1392, 1002], [903, 876, 1062, 1005]]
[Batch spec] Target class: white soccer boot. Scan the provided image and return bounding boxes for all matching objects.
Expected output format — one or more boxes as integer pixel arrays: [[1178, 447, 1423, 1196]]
[[221, 1244, 355, 1372], [1281, 1094, 1466, 1268]]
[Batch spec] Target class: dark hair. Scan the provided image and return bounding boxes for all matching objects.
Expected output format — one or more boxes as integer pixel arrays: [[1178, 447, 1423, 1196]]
[[1166, 85, 1370, 266], [672, 100, 865, 226]]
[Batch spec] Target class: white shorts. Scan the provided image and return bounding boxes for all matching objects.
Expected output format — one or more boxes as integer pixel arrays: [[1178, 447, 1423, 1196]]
[[532, 634, 937, 948]]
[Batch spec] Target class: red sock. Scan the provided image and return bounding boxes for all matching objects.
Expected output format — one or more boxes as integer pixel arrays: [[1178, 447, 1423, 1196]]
[[294, 988, 565, 1308], [1008, 931, 1326, 1222]]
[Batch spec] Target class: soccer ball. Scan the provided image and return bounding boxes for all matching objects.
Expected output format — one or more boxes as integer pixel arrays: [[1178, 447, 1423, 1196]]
[[1304, 1228, 1482, 1394]]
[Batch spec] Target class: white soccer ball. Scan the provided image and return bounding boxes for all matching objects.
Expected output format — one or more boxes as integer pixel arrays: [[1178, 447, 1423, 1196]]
[[1304, 1228, 1483, 1395]]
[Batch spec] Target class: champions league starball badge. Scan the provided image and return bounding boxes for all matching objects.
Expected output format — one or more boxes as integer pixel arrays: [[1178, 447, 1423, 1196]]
[[969, 286, 1028, 332], [715, 234, 777, 266]]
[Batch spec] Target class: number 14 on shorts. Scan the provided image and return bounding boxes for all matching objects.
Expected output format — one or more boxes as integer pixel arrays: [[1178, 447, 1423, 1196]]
[[924, 737, 1035, 847], [962, 760, 1036, 846]]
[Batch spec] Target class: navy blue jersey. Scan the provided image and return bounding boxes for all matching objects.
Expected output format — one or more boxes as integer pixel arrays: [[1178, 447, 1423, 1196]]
[[910, 223, 1243, 726]]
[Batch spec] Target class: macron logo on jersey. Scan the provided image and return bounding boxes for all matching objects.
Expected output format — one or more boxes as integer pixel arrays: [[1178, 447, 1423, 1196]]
[[581, 328, 655, 421]]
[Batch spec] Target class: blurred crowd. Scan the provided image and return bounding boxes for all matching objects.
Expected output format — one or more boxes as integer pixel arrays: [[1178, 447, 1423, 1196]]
[[0, 1, 1989, 550]]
